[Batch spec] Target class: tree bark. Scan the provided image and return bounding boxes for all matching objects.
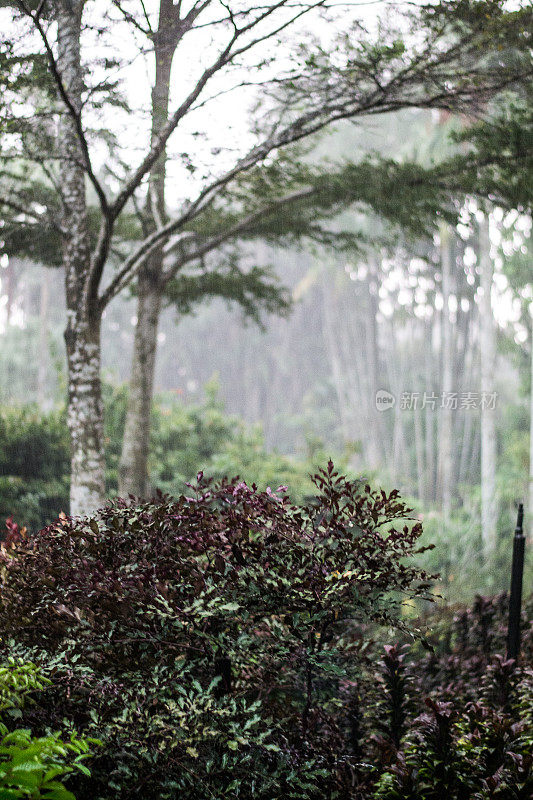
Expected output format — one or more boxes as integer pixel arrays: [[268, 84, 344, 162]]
[[4, 258, 16, 325], [65, 319, 105, 515], [37, 269, 50, 407], [424, 316, 436, 504], [118, 4, 176, 497], [119, 270, 163, 496], [56, 0, 106, 516], [384, 316, 408, 488], [413, 374, 426, 502], [479, 214, 498, 553], [364, 256, 384, 469], [457, 296, 476, 488], [438, 223, 454, 526], [321, 267, 355, 447], [529, 303, 533, 540]]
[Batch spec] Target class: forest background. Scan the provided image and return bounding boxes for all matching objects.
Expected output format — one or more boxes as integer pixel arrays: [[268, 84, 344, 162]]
[[0, 0, 532, 602]]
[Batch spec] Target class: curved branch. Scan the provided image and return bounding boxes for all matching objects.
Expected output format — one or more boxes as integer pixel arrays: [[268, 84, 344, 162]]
[[99, 186, 314, 307]]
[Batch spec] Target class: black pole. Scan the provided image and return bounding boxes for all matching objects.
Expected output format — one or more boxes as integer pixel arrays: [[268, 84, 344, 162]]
[[506, 503, 525, 662]]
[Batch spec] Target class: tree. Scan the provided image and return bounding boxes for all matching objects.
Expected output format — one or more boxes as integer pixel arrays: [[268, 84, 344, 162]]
[[120, 140, 471, 496], [120, 27, 533, 501], [438, 222, 454, 526], [454, 87, 532, 543], [530, 300, 533, 538], [478, 212, 498, 552], [117, 0, 294, 496], [1, 0, 531, 514]]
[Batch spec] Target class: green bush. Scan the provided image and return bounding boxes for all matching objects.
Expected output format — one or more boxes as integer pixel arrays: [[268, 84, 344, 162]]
[[0, 659, 97, 800], [102, 380, 334, 502], [0, 407, 69, 533], [1, 464, 531, 798], [118, 379, 326, 502], [0, 386, 322, 531], [407, 500, 533, 603]]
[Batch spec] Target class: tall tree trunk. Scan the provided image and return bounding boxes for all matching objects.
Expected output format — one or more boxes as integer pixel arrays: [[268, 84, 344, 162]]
[[458, 304, 478, 488], [364, 255, 384, 469], [119, 272, 163, 497], [529, 305, 533, 539], [57, 0, 105, 516], [424, 316, 436, 504], [479, 214, 497, 552], [413, 317, 426, 503], [337, 276, 369, 465], [118, 6, 176, 497], [384, 316, 408, 487], [65, 319, 105, 515], [4, 258, 16, 325], [37, 269, 50, 407], [438, 223, 454, 526], [321, 268, 355, 447]]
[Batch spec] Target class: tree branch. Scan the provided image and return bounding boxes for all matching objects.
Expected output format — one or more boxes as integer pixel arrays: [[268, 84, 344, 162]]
[[109, 0, 325, 220], [99, 186, 314, 306], [163, 186, 316, 281], [111, 0, 153, 36], [0, 196, 59, 228], [16, 0, 110, 216]]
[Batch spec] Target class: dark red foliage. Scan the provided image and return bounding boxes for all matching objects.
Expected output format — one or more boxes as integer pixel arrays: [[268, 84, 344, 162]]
[[375, 644, 412, 749], [2, 515, 27, 546], [0, 469, 434, 665], [0, 469, 530, 799], [0, 466, 435, 799]]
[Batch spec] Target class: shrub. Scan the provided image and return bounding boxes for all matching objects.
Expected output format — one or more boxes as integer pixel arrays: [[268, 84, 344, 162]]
[[135, 381, 324, 502], [374, 674, 533, 800], [0, 387, 325, 533], [373, 596, 533, 800], [373, 645, 413, 751], [0, 407, 69, 533], [0, 464, 434, 799]]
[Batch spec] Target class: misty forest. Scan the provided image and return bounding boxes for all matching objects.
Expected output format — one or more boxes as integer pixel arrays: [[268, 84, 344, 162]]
[[0, 1, 532, 798]]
